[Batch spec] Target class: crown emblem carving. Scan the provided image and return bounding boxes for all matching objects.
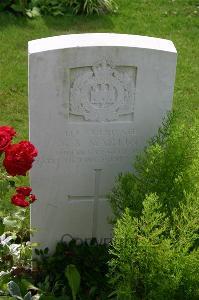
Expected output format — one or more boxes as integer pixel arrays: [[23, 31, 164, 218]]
[[70, 60, 135, 122]]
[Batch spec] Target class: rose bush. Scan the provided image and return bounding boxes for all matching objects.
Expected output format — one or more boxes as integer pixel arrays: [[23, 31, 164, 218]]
[[0, 125, 38, 291], [0, 125, 38, 207]]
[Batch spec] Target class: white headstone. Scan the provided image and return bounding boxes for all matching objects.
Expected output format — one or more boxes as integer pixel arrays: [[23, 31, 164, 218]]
[[29, 33, 177, 251]]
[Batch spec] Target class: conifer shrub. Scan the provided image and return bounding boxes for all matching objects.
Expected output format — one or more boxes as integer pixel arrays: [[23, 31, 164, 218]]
[[109, 111, 199, 221]]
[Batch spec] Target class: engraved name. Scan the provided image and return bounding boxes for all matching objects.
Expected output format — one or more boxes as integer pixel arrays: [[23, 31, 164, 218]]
[[36, 127, 136, 167]]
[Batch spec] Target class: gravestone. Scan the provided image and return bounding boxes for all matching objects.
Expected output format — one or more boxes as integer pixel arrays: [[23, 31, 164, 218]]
[[29, 33, 177, 251]]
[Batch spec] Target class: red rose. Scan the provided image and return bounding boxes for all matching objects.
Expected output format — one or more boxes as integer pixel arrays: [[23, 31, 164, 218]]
[[0, 126, 16, 138], [0, 131, 12, 153], [0, 126, 16, 153], [16, 186, 32, 196], [3, 141, 38, 176], [11, 194, 30, 207]]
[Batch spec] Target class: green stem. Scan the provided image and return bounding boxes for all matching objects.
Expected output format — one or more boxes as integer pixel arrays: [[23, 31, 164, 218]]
[[18, 208, 28, 267]]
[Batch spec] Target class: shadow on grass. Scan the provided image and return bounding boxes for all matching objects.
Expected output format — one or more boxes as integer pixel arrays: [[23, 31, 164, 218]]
[[42, 13, 115, 33], [0, 11, 115, 33], [0, 11, 32, 29]]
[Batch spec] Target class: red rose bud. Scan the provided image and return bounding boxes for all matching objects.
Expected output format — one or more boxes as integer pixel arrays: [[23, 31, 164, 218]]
[[0, 126, 16, 153], [29, 194, 37, 203], [3, 141, 38, 176], [11, 193, 30, 207], [16, 186, 32, 196]]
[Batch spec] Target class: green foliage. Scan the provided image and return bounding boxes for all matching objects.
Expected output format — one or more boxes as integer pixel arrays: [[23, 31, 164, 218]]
[[65, 265, 80, 300], [108, 194, 199, 299], [0, 0, 31, 15], [0, 0, 118, 16], [33, 239, 111, 299], [0, 0, 13, 12], [0, 0, 40, 17], [109, 111, 199, 298], [0, 171, 32, 277], [109, 111, 199, 220], [0, 207, 35, 297], [0, 157, 14, 208], [10, 0, 29, 14], [30, 0, 117, 15], [0, 219, 5, 235], [0, 144, 35, 277], [0, 179, 10, 203], [30, 0, 68, 16], [0, 207, 33, 273]]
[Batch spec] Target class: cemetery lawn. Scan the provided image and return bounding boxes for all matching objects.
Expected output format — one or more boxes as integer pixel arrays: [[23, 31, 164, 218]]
[[0, 0, 198, 139]]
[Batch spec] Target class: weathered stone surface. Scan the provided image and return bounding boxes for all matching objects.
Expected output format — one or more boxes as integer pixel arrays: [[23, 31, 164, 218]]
[[29, 33, 177, 251]]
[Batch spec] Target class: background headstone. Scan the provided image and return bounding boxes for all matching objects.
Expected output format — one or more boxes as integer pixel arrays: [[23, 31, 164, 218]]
[[29, 33, 177, 251]]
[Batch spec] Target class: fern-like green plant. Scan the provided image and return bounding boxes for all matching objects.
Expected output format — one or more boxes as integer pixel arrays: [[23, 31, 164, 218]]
[[108, 193, 199, 299], [109, 110, 199, 221]]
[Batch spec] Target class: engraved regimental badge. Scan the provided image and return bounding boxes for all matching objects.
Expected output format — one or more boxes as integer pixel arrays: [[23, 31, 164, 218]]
[[70, 60, 136, 122]]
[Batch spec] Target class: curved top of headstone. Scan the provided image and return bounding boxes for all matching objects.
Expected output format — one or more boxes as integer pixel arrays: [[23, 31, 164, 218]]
[[28, 33, 177, 54]]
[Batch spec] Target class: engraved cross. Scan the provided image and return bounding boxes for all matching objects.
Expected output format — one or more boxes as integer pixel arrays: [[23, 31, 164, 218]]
[[67, 169, 103, 238]]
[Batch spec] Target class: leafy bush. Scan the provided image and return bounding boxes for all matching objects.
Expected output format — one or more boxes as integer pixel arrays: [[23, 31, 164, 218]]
[[0, 0, 118, 16], [0, 0, 40, 17], [0, 0, 13, 12], [30, 0, 69, 16], [109, 111, 199, 221], [33, 239, 112, 299], [30, 0, 117, 15], [10, 0, 29, 14], [0, 0, 30, 14], [108, 194, 199, 300], [0, 126, 38, 296]]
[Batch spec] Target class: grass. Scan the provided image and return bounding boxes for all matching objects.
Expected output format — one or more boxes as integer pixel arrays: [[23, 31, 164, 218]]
[[0, 0, 198, 139]]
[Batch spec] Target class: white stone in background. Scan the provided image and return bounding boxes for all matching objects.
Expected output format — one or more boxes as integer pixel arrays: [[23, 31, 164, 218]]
[[29, 33, 177, 251]]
